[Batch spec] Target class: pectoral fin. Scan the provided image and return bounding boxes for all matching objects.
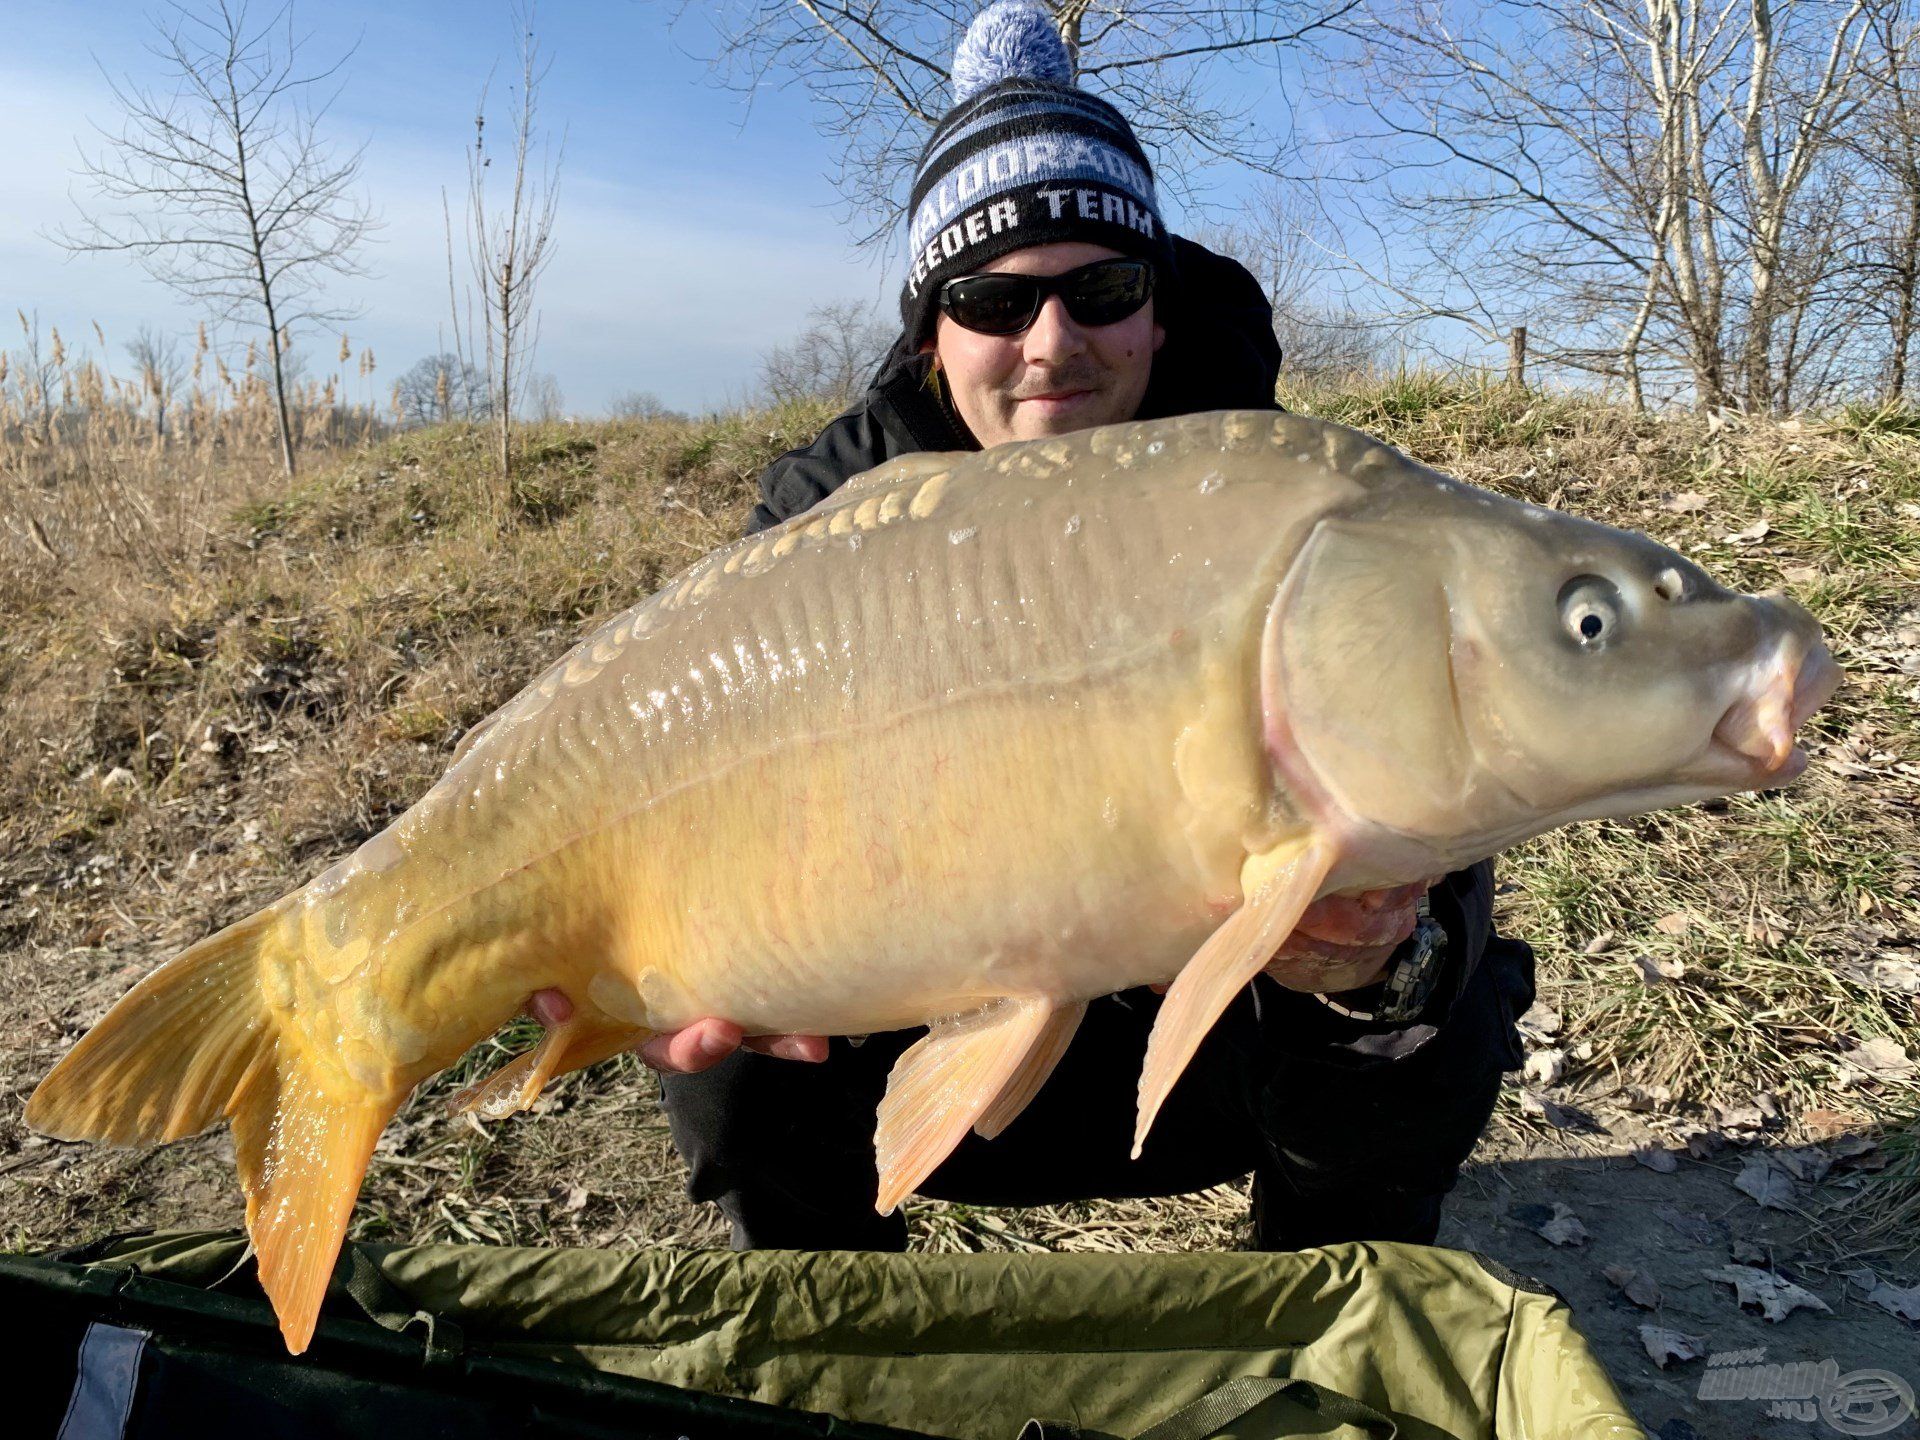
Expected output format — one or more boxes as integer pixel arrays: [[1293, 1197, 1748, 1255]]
[[973, 999, 1087, 1140], [1133, 838, 1334, 1157], [874, 997, 1054, 1214]]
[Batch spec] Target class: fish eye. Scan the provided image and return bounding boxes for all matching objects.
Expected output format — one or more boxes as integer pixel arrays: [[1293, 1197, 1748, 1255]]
[[1558, 575, 1622, 648]]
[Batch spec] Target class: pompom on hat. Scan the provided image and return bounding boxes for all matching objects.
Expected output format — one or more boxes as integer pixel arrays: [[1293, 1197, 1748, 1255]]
[[900, 1, 1174, 345], [950, 0, 1074, 98]]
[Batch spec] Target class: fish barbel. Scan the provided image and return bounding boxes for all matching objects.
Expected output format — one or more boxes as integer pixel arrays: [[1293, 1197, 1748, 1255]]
[[27, 410, 1840, 1352]]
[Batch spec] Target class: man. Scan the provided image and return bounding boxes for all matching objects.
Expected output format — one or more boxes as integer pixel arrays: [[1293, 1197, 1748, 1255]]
[[536, 1, 1536, 1251]]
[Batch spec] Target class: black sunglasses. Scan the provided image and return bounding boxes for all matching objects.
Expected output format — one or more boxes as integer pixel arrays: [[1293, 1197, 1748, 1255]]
[[937, 258, 1154, 336]]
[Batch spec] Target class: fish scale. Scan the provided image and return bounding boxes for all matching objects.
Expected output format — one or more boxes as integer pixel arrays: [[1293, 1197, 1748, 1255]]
[[27, 409, 1840, 1354]]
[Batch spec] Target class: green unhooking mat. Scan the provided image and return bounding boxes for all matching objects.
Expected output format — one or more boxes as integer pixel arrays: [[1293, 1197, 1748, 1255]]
[[1, 1230, 1644, 1440]]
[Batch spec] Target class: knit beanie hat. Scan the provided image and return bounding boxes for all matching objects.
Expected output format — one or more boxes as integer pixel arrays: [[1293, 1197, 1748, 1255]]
[[900, 1, 1176, 346]]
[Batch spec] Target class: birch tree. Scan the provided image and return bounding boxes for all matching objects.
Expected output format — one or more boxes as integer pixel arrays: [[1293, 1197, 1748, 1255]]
[[1314, 0, 1892, 411], [1849, 4, 1920, 399], [57, 0, 373, 475]]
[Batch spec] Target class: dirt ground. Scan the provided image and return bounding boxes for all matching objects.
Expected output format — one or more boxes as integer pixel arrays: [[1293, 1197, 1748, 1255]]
[[1440, 1118, 1918, 1440]]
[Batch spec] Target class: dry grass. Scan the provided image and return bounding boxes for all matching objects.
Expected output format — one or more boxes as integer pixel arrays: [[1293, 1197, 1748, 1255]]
[[0, 375, 1913, 1265]]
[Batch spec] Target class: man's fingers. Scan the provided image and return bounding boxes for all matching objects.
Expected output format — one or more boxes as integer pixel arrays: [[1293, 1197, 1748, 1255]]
[[742, 1033, 830, 1062], [638, 1018, 745, 1074], [525, 987, 573, 1027], [632, 1020, 829, 1072]]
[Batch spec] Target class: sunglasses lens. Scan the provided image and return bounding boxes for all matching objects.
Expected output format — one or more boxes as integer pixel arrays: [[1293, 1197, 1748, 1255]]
[[1065, 261, 1151, 325], [939, 260, 1153, 334], [943, 275, 1037, 335]]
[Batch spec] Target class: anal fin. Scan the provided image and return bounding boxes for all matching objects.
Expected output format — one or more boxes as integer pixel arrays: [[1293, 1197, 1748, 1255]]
[[1134, 838, 1333, 1157], [874, 997, 1054, 1214]]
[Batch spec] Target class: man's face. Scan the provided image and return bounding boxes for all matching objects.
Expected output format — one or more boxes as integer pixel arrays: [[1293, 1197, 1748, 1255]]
[[923, 241, 1166, 449]]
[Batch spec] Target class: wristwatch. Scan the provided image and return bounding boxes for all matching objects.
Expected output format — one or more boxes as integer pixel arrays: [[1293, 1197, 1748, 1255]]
[[1314, 892, 1448, 1023]]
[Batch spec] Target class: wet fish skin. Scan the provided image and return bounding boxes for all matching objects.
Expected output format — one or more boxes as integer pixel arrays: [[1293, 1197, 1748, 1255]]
[[25, 410, 1838, 1355]]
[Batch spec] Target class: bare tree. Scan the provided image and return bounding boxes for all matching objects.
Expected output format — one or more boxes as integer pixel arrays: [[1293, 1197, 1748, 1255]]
[[608, 389, 682, 421], [760, 300, 896, 407], [678, 1, 1366, 247], [523, 372, 566, 422], [1311, 0, 1892, 412], [1188, 181, 1390, 379], [467, 2, 562, 495], [56, 0, 374, 474], [394, 352, 490, 426], [1849, 3, 1920, 399], [126, 325, 188, 439], [1735, 0, 1878, 410]]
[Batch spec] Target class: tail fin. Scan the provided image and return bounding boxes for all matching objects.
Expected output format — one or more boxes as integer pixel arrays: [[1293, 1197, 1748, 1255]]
[[26, 906, 400, 1355]]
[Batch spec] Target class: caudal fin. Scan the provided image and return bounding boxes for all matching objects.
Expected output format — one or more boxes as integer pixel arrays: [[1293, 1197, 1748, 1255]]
[[26, 906, 400, 1355]]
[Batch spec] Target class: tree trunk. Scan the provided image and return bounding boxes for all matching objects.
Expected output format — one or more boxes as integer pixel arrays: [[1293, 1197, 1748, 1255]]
[[264, 310, 297, 478], [1891, 191, 1920, 401]]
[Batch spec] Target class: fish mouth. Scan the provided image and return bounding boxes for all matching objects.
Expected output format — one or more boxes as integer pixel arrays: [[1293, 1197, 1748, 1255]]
[[1708, 640, 1842, 783]]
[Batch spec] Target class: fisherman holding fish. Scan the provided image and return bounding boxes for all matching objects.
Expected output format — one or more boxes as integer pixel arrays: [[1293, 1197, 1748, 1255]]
[[532, 1, 1541, 1253], [31, 0, 1842, 1354]]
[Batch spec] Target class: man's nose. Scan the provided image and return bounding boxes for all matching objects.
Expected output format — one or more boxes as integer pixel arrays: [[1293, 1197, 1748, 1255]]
[[1022, 294, 1087, 362]]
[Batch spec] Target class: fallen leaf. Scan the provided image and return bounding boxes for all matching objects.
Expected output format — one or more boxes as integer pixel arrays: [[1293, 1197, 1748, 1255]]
[[1633, 953, 1686, 984], [1524, 1048, 1567, 1087], [1704, 1264, 1830, 1322], [1583, 930, 1618, 955], [1724, 520, 1771, 543], [1772, 1146, 1832, 1184], [1714, 1096, 1773, 1134], [563, 1185, 589, 1212], [1781, 564, 1821, 585], [1837, 957, 1920, 996], [1662, 491, 1711, 514], [1735, 1154, 1798, 1210], [1634, 1146, 1680, 1174], [1618, 1083, 1672, 1112], [1801, 1108, 1867, 1142], [1836, 1036, 1917, 1085], [1536, 1202, 1590, 1247], [1517, 1002, 1563, 1043], [1653, 911, 1694, 937], [1641, 1325, 1709, 1368], [1828, 1134, 1885, 1170], [1683, 1127, 1728, 1159], [1859, 1277, 1920, 1323], [1604, 1263, 1664, 1309]]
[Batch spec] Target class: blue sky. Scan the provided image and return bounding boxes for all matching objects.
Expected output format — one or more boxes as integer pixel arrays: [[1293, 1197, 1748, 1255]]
[[2, 0, 1315, 416], [3, 1, 914, 414]]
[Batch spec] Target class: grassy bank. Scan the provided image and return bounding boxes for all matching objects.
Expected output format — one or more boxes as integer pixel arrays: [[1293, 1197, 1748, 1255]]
[[1, 377, 1913, 1258]]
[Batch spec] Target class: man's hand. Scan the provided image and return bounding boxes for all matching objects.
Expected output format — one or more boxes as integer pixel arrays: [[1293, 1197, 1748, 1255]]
[[523, 988, 829, 1074], [1260, 880, 1434, 994], [1150, 880, 1439, 998]]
